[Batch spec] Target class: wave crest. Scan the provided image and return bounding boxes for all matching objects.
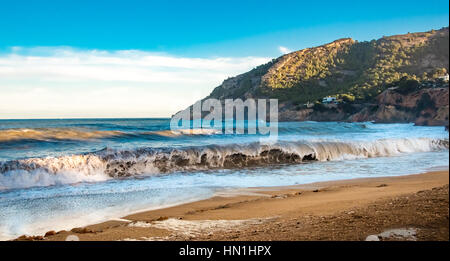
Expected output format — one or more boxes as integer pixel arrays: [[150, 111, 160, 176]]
[[0, 128, 124, 142], [0, 137, 447, 189]]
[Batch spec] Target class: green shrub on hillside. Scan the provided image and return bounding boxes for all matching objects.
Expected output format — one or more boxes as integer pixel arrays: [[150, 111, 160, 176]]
[[208, 28, 449, 105]]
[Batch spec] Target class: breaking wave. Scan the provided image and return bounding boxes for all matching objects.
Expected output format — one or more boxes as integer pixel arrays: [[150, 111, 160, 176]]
[[150, 129, 223, 137], [0, 128, 124, 142], [0, 137, 448, 190], [0, 128, 223, 144]]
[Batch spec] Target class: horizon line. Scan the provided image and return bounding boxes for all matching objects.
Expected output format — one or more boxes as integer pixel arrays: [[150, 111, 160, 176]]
[[0, 117, 172, 120]]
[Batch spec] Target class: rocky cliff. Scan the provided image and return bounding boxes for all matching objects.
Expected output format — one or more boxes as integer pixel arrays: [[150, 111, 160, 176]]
[[277, 86, 448, 126]]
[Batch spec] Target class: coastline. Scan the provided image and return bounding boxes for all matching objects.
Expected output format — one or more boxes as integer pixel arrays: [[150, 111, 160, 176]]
[[19, 169, 449, 241]]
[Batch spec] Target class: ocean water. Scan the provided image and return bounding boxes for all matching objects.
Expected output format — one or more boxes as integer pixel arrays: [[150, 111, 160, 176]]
[[0, 119, 448, 240]]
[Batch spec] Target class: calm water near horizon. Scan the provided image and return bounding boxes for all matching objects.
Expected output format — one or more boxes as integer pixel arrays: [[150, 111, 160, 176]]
[[0, 118, 448, 240]]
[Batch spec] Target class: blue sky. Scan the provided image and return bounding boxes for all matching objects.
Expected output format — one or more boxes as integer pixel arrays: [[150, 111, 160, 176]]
[[1, 0, 449, 56], [0, 0, 448, 118]]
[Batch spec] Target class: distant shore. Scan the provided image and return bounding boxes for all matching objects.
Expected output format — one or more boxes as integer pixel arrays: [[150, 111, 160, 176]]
[[17, 170, 449, 241]]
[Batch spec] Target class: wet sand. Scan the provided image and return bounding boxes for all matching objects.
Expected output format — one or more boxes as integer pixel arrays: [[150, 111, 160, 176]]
[[17, 170, 449, 241]]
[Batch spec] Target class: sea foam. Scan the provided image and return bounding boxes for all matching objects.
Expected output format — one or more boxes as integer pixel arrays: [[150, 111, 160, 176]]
[[0, 137, 447, 190]]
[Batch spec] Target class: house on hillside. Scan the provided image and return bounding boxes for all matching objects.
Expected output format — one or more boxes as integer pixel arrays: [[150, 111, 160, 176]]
[[322, 96, 337, 104], [438, 73, 449, 82]]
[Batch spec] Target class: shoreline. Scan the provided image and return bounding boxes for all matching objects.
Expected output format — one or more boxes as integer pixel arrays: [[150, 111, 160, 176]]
[[18, 169, 449, 241]]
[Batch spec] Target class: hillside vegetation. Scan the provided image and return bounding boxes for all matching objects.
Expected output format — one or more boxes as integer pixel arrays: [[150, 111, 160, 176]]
[[207, 27, 449, 105]]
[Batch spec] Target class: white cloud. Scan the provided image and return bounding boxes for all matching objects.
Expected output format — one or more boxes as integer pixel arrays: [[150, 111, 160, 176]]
[[0, 47, 270, 118], [278, 46, 291, 55]]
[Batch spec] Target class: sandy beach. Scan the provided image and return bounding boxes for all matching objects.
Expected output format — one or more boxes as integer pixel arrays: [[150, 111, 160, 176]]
[[15, 170, 449, 241]]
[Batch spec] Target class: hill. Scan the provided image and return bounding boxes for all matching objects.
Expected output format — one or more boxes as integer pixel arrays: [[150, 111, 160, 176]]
[[179, 27, 449, 126], [208, 27, 448, 103]]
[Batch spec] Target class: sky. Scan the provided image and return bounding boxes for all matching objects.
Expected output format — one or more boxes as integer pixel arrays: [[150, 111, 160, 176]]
[[0, 0, 448, 119]]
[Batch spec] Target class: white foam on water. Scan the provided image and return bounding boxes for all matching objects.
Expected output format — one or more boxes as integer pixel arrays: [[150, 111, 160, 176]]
[[1, 137, 447, 190], [0, 122, 448, 240]]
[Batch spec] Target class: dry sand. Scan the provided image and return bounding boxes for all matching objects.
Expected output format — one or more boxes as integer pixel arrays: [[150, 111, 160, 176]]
[[16, 170, 449, 241]]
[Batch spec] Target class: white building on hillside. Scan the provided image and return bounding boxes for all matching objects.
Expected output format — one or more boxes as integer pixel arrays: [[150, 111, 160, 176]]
[[438, 73, 449, 82], [322, 96, 337, 104]]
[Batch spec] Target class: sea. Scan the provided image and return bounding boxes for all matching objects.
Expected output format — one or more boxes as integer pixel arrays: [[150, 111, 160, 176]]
[[0, 118, 448, 240]]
